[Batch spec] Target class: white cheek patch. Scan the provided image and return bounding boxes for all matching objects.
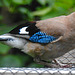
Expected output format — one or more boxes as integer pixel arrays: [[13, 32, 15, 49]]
[[19, 27, 29, 34]]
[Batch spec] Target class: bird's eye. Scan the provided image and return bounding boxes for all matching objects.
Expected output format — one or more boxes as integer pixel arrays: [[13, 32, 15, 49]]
[[19, 27, 29, 34]]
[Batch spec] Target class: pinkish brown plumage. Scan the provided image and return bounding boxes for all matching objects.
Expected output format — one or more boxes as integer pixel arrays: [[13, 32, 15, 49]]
[[22, 12, 75, 67]]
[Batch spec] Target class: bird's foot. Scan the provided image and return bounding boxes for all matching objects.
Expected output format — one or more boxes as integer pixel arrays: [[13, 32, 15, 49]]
[[34, 57, 58, 68], [34, 58, 72, 68], [53, 59, 72, 68]]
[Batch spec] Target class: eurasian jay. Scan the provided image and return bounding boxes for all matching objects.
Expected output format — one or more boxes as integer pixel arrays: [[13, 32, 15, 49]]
[[0, 12, 75, 67]]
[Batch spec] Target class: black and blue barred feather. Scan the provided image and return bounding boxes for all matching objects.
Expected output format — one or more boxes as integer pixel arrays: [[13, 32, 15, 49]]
[[29, 31, 56, 43]]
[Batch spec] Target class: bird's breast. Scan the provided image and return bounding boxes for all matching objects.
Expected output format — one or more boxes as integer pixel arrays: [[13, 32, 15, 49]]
[[22, 40, 75, 61]]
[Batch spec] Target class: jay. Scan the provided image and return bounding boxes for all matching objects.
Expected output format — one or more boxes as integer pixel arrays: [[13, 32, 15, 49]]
[[0, 12, 75, 67]]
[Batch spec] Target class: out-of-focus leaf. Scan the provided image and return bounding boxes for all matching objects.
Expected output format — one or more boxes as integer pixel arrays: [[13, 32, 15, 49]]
[[41, 7, 67, 20], [32, 7, 52, 16], [0, 43, 10, 54], [0, 0, 3, 7], [55, 0, 74, 9], [8, 7, 15, 13], [18, 7, 34, 20], [0, 55, 22, 67], [37, 0, 55, 6], [16, 54, 31, 65], [37, 0, 47, 5], [19, 7, 28, 14], [0, 15, 3, 20], [61, 0, 74, 6], [27, 11, 34, 20], [72, 7, 75, 11], [12, 0, 24, 5], [3, 0, 11, 7], [28, 63, 44, 68], [12, 0, 32, 5], [0, 25, 15, 35], [24, 0, 32, 5]]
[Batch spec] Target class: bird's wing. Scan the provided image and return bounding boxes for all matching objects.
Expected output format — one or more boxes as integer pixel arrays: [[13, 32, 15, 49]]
[[35, 16, 68, 43]]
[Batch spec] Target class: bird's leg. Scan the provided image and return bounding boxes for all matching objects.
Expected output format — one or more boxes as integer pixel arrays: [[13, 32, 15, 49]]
[[33, 49, 54, 67], [33, 57, 51, 67], [53, 59, 61, 67], [34, 56, 58, 67], [53, 59, 71, 68]]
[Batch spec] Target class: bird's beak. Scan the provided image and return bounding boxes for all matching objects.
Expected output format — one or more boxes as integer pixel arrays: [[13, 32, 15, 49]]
[[0, 35, 8, 41], [0, 34, 11, 41], [0, 38, 8, 41]]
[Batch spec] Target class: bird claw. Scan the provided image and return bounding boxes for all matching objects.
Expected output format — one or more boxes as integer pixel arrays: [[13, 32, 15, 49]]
[[34, 57, 56, 67], [34, 58, 72, 68], [53, 59, 72, 68]]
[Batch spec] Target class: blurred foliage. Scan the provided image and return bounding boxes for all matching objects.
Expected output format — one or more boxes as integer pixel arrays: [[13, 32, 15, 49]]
[[0, 0, 75, 67]]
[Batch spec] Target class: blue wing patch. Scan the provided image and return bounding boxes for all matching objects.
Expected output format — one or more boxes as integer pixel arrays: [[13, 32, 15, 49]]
[[29, 31, 56, 43]]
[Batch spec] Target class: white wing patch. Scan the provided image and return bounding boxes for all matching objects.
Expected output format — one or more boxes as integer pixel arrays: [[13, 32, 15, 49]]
[[19, 27, 29, 34]]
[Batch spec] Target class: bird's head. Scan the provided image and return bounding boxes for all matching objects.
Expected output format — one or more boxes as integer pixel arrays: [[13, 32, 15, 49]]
[[9, 22, 40, 36], [0, 33, 28, 49], [0, 22, 39, 49]]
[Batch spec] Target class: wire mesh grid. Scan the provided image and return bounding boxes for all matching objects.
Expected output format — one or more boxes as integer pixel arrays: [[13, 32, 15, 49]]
[[0, 68, 75, 75], [54, 49, 75, 68]]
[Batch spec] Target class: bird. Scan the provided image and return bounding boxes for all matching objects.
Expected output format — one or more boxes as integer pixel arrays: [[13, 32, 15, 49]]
[[0, 12, 75, 67]]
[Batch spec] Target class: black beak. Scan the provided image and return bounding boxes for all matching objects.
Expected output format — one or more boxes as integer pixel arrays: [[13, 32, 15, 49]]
[[0, 34, 14, 41], [0, 38, 8, 41]]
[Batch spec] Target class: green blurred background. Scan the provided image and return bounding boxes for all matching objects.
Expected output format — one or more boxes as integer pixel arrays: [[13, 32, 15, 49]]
[[0, 0, 75, 68]]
